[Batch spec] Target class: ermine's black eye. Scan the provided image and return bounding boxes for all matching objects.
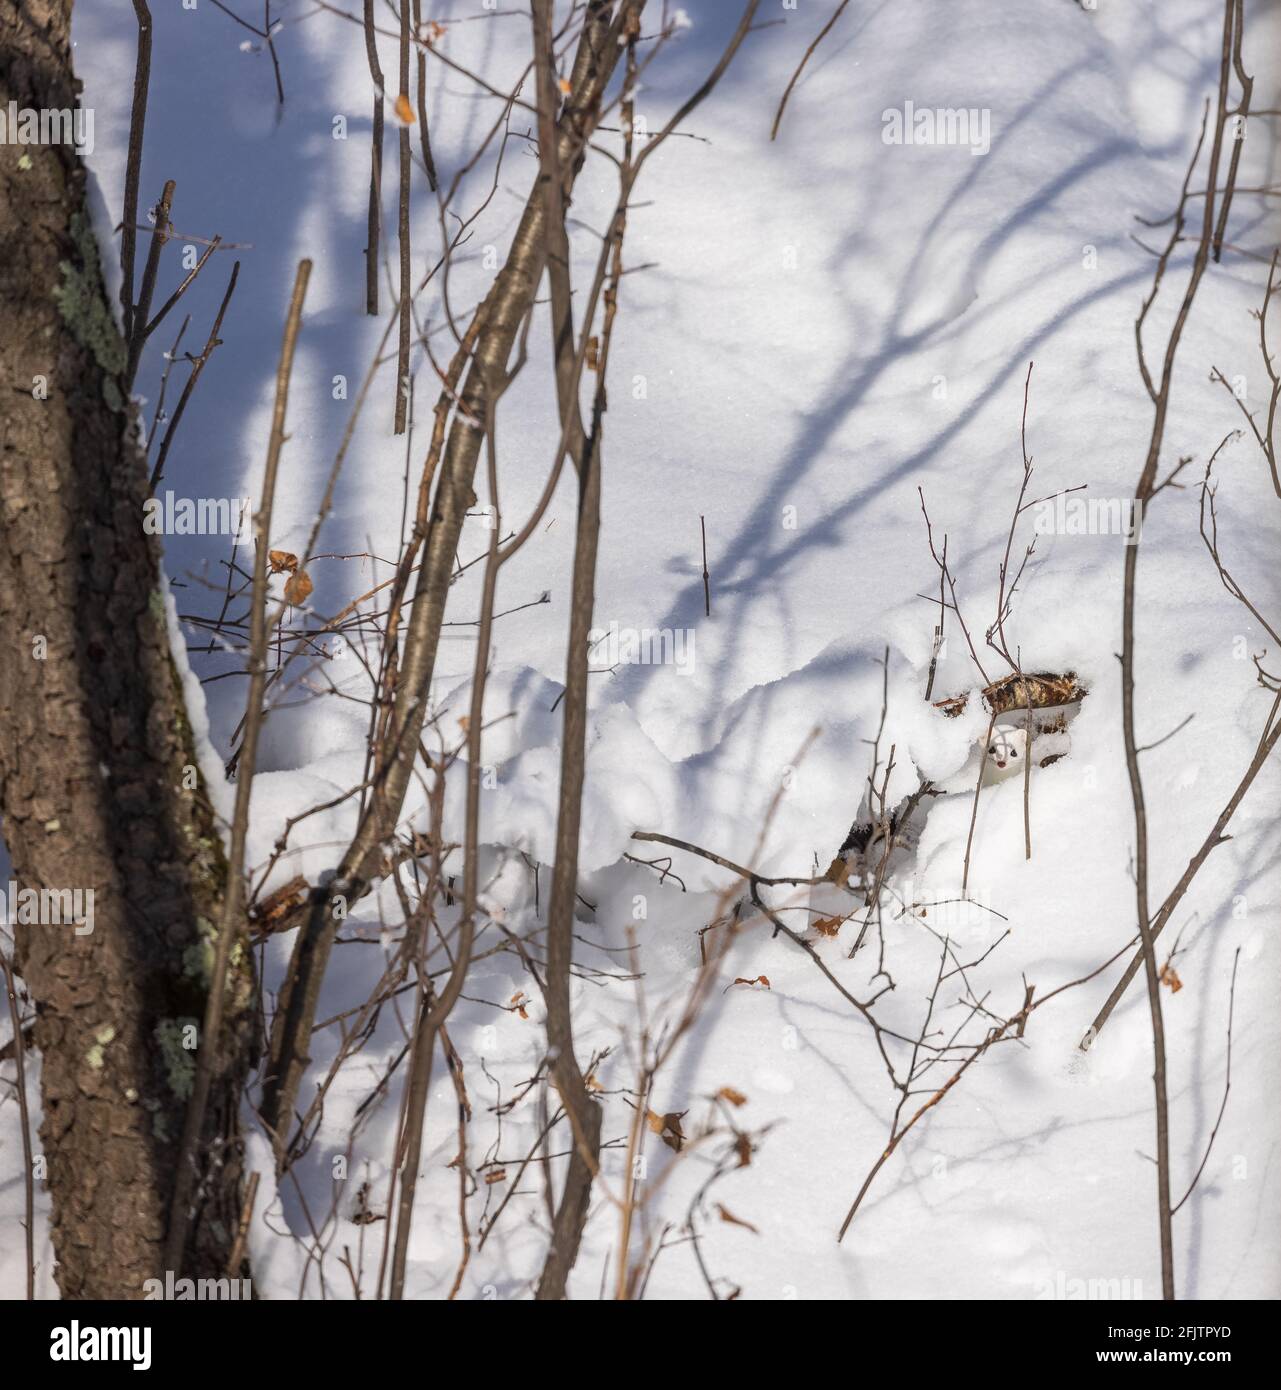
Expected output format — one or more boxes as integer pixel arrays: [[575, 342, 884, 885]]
[[988, 745, 996, 754], [1010, 749, 1018, 758]]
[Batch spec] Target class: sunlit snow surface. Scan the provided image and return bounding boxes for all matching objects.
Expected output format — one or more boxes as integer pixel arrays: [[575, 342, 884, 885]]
[[2, 0, 1278, 1300]]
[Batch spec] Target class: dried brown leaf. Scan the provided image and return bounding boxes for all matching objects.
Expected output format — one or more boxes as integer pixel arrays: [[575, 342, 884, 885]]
[[715, 1203, 759, 1234], [824, 856, 852, 887], [283, 569, 313, 606], [646, 1109, 686, 1152]]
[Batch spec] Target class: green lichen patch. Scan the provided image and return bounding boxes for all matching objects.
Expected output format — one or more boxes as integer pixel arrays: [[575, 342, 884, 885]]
[[85, 1023, 117, 1071], [51, 210, 127, 403], [155, 1017, 199, 1099], [182, 915, 218, 989]]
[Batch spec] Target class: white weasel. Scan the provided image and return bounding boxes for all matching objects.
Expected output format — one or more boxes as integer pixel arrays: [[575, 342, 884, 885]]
[[982, 723, 1071, 785], [985, 726, 1028, 776]]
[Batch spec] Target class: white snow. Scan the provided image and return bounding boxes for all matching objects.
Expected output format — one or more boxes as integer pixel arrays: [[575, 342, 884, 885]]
[[2, 0, 1278, 1301]]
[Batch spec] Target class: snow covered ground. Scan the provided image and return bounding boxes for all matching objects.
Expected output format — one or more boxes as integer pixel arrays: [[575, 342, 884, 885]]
[[2, 0, 1279, 1299]]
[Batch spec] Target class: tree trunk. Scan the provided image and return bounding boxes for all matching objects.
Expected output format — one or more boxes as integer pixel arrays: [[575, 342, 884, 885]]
[[0, 0, 256, 1297]]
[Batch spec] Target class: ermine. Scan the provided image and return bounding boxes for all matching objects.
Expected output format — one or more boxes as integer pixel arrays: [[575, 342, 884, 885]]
[[986, 726, 1027, 773], [981, 727, 1027, 785], [983, 725, 1068, 784]]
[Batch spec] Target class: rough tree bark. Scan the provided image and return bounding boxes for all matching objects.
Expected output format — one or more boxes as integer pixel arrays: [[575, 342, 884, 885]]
[[0, 0, 255, 1296]]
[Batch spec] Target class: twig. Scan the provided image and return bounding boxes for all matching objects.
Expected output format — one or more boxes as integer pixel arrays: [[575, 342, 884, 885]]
[[412, 0, 439, 191], [121, 1, 153, 343], [1211, 0, 1252, 262], [1082, 689, 1280, 1047], [531, 0, 620, 1297], [838, 945, 1129, 1240], [164, 259, 311, 1271], [149, 261, 241, 492], [363, 0, 384, 315], [961, 711, 997, 894], [1118, 0, 1240, 1300], [387, 321, 515, 1305], [923, 533, 946, 702], [770, 0, 850, 141], [142, 235, 222, 343], [394, 0, 412, 432], [225, 1170, 261, 1277], [1172, 950, 1239, 1213], [0, 951, 35, 1299], [125, 179, 175, 391], [261, 0, 646, 1148], [264, 1, 285, 105]]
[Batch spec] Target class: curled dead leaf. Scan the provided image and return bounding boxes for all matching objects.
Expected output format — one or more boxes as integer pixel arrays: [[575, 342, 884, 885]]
[[394, 92, 415, 125], [646, 1109, 686, 1152], [717, 1086, 748, 1107], [812, 915, 843, 937], [715, 1203, 759, 1234], [268, 549, 298, 574], [1159, 962, 1183, 993], [824, 855, 852, 887], [283, 569, 313, 606]]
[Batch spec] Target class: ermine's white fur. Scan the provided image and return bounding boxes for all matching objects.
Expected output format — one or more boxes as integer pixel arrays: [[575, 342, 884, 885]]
[[983, 726, 1029, 783], [981, 721, 1073, 785]]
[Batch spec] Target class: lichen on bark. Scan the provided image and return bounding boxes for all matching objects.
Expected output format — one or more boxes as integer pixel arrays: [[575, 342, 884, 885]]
[[52, 210, 126, 409]]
